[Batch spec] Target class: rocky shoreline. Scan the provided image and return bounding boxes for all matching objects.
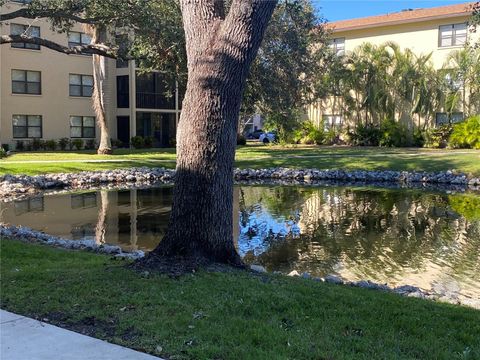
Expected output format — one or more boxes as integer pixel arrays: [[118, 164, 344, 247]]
[[2, 223, 478, 309], [1, 167, 480, 202]]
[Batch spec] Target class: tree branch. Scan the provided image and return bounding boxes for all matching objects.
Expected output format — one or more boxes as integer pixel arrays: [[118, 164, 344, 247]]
[[0, 7, 99, 24], [0, 34, 118, 58]]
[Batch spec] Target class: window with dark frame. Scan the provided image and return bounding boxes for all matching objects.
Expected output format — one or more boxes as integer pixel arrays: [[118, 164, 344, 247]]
[[435, 112, 464, 126], [329, 38, 345, 56], [10, 23, 40, 50], [12, 69, 41, 94], [70, 116, 96, 138], [12, 115, 42, 138], [69, 74, 93, 97], [71, 193, 97, 209], [68, 31, 92, 55], [116, 75, 130, 108], [439, 23, 467, 47]]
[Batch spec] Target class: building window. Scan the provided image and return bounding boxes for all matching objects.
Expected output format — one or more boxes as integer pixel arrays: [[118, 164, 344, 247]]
[[322, 115, 343, 130], [435, 112, 464, 126], [14, 197, 44, 216], [68, 31, 92, 51], [12, 115, 42, 138], [70, 116, 95, 138], [71, 193, 97, 209], [10, 24, 40, 50], [439, 23, 467, 47], [136, 72, 175, 109], [12, 69, 41, 94], [329, 38, 345, 56], [69, 74, 93, 97], [117, 76, 130, 108]]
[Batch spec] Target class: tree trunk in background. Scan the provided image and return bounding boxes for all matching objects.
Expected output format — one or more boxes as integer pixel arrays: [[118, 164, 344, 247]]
[[87, 26, 112, 155], [143, 0, 277, 266]]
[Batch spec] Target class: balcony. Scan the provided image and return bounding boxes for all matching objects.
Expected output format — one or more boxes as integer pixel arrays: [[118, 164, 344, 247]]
[[136, 92, 175, 110]]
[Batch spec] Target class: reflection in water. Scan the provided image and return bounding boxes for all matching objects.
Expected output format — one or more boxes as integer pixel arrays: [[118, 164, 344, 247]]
[[1, 185, 479, 302]]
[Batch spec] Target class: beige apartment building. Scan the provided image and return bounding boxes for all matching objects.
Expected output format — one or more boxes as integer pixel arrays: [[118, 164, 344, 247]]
[[308, 2, 479, 129], [0, 1, 181, 150]]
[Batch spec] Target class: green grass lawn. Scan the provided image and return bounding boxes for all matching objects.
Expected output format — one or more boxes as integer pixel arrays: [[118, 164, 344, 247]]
[[1, 144, 480, 176], [1, 239, 479, 360]]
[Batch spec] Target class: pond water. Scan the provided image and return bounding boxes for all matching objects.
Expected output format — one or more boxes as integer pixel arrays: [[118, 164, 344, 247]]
[[1, 185, 479, 302]]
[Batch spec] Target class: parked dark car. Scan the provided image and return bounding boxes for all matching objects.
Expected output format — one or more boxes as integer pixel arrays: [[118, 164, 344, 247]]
[[246, 129, 264, 139]]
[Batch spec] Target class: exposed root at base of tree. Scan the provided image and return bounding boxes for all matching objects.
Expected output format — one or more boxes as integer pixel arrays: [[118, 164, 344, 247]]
[[97, 148, 113, 155], [131, 253, 247, 277]]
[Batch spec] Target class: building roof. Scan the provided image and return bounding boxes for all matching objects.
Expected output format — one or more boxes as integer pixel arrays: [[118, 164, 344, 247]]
[[327, 2, 475, 32]]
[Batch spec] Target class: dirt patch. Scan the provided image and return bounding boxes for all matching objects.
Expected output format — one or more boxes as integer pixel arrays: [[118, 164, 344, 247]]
[[131, 253, 247, 277]]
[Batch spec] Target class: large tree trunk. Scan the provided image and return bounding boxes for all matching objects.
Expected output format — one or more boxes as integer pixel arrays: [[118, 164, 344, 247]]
[[141, 0, 276, 267], [87, 26, 112, 155]]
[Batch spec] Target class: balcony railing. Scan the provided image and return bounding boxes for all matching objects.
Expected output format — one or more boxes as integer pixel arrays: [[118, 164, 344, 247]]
[[136, 92, 175, 110]]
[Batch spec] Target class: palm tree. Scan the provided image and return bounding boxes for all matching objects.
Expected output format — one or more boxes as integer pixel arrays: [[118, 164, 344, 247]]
[[443, 48, 480, 118]]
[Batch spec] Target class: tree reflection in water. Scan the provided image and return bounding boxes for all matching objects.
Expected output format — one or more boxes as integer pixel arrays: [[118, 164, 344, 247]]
[[238, 186, 480, 300]]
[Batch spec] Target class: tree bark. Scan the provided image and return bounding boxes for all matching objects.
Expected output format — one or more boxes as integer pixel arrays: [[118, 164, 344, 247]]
[[142, 0, 276, 266], [87, 26, 113, 154]]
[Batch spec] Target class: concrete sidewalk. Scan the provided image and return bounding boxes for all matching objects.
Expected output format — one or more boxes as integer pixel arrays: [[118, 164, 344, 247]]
[[0, 310, 162, 360]]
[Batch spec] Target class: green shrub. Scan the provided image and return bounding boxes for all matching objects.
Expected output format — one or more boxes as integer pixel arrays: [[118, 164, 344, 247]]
[[412, 128, 425, 147], [2, 144, 10, 152], [323, 129, 342, 145], [349, 124, 382, 146], [111, 139, 124, 148], [71, 139, 83, 150], [130, 136, 145, 149], [0, 147, 6, 159], [16, 141, 25, 151], [423, 125, 453, 148], [237, 134, 247, 146], [449, 115, 480, 149], [58, 138, 70, 151], [294, 121, 324, 145], [45, 140, 57, 151], [144, 136, 155, 148], [378, 119, 409, 147], [85, 139, 96, 150], [32, 139, 43, 151]]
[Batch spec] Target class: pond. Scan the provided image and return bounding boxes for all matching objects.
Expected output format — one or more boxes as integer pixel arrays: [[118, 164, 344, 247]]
[[1, 185, 479, 302]]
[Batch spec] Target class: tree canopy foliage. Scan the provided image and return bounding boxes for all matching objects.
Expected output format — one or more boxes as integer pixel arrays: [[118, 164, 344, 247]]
[[242, 0, 330, 140]]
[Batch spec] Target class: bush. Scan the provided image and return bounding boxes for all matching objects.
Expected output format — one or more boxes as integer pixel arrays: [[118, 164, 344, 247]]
[[85, 139, 96, 150], [2, 144, 10, 152], [349, 124, 382, 146], [449, 116, 480, 149], [32, 139, 43, 151], [0, 147, 6, 159], [423, 125, 453, 148], [237, 134, 247, 146], [111, 139, 124, 148], [144, 136, 155, 148], [130, 136, 145, 149], [58, 138, 70, 151], [324, 129, 343, 145], [45, 140, 57, 151], [15, 141, 24, 151], [71, 139, 83, 150], [378, 119, 412, 147], [294, 121, 324, 145]]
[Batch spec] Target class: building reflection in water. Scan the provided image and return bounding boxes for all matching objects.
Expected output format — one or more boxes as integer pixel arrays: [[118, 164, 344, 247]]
[[1, 185, 479, 301]]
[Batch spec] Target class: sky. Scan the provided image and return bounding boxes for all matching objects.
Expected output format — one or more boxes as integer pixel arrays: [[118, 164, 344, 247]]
[[314, 0, 472, 22]]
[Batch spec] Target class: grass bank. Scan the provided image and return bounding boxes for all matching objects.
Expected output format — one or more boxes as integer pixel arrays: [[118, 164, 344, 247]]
[[1, 240, 479, 360], [1, 145, 480, 176]]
